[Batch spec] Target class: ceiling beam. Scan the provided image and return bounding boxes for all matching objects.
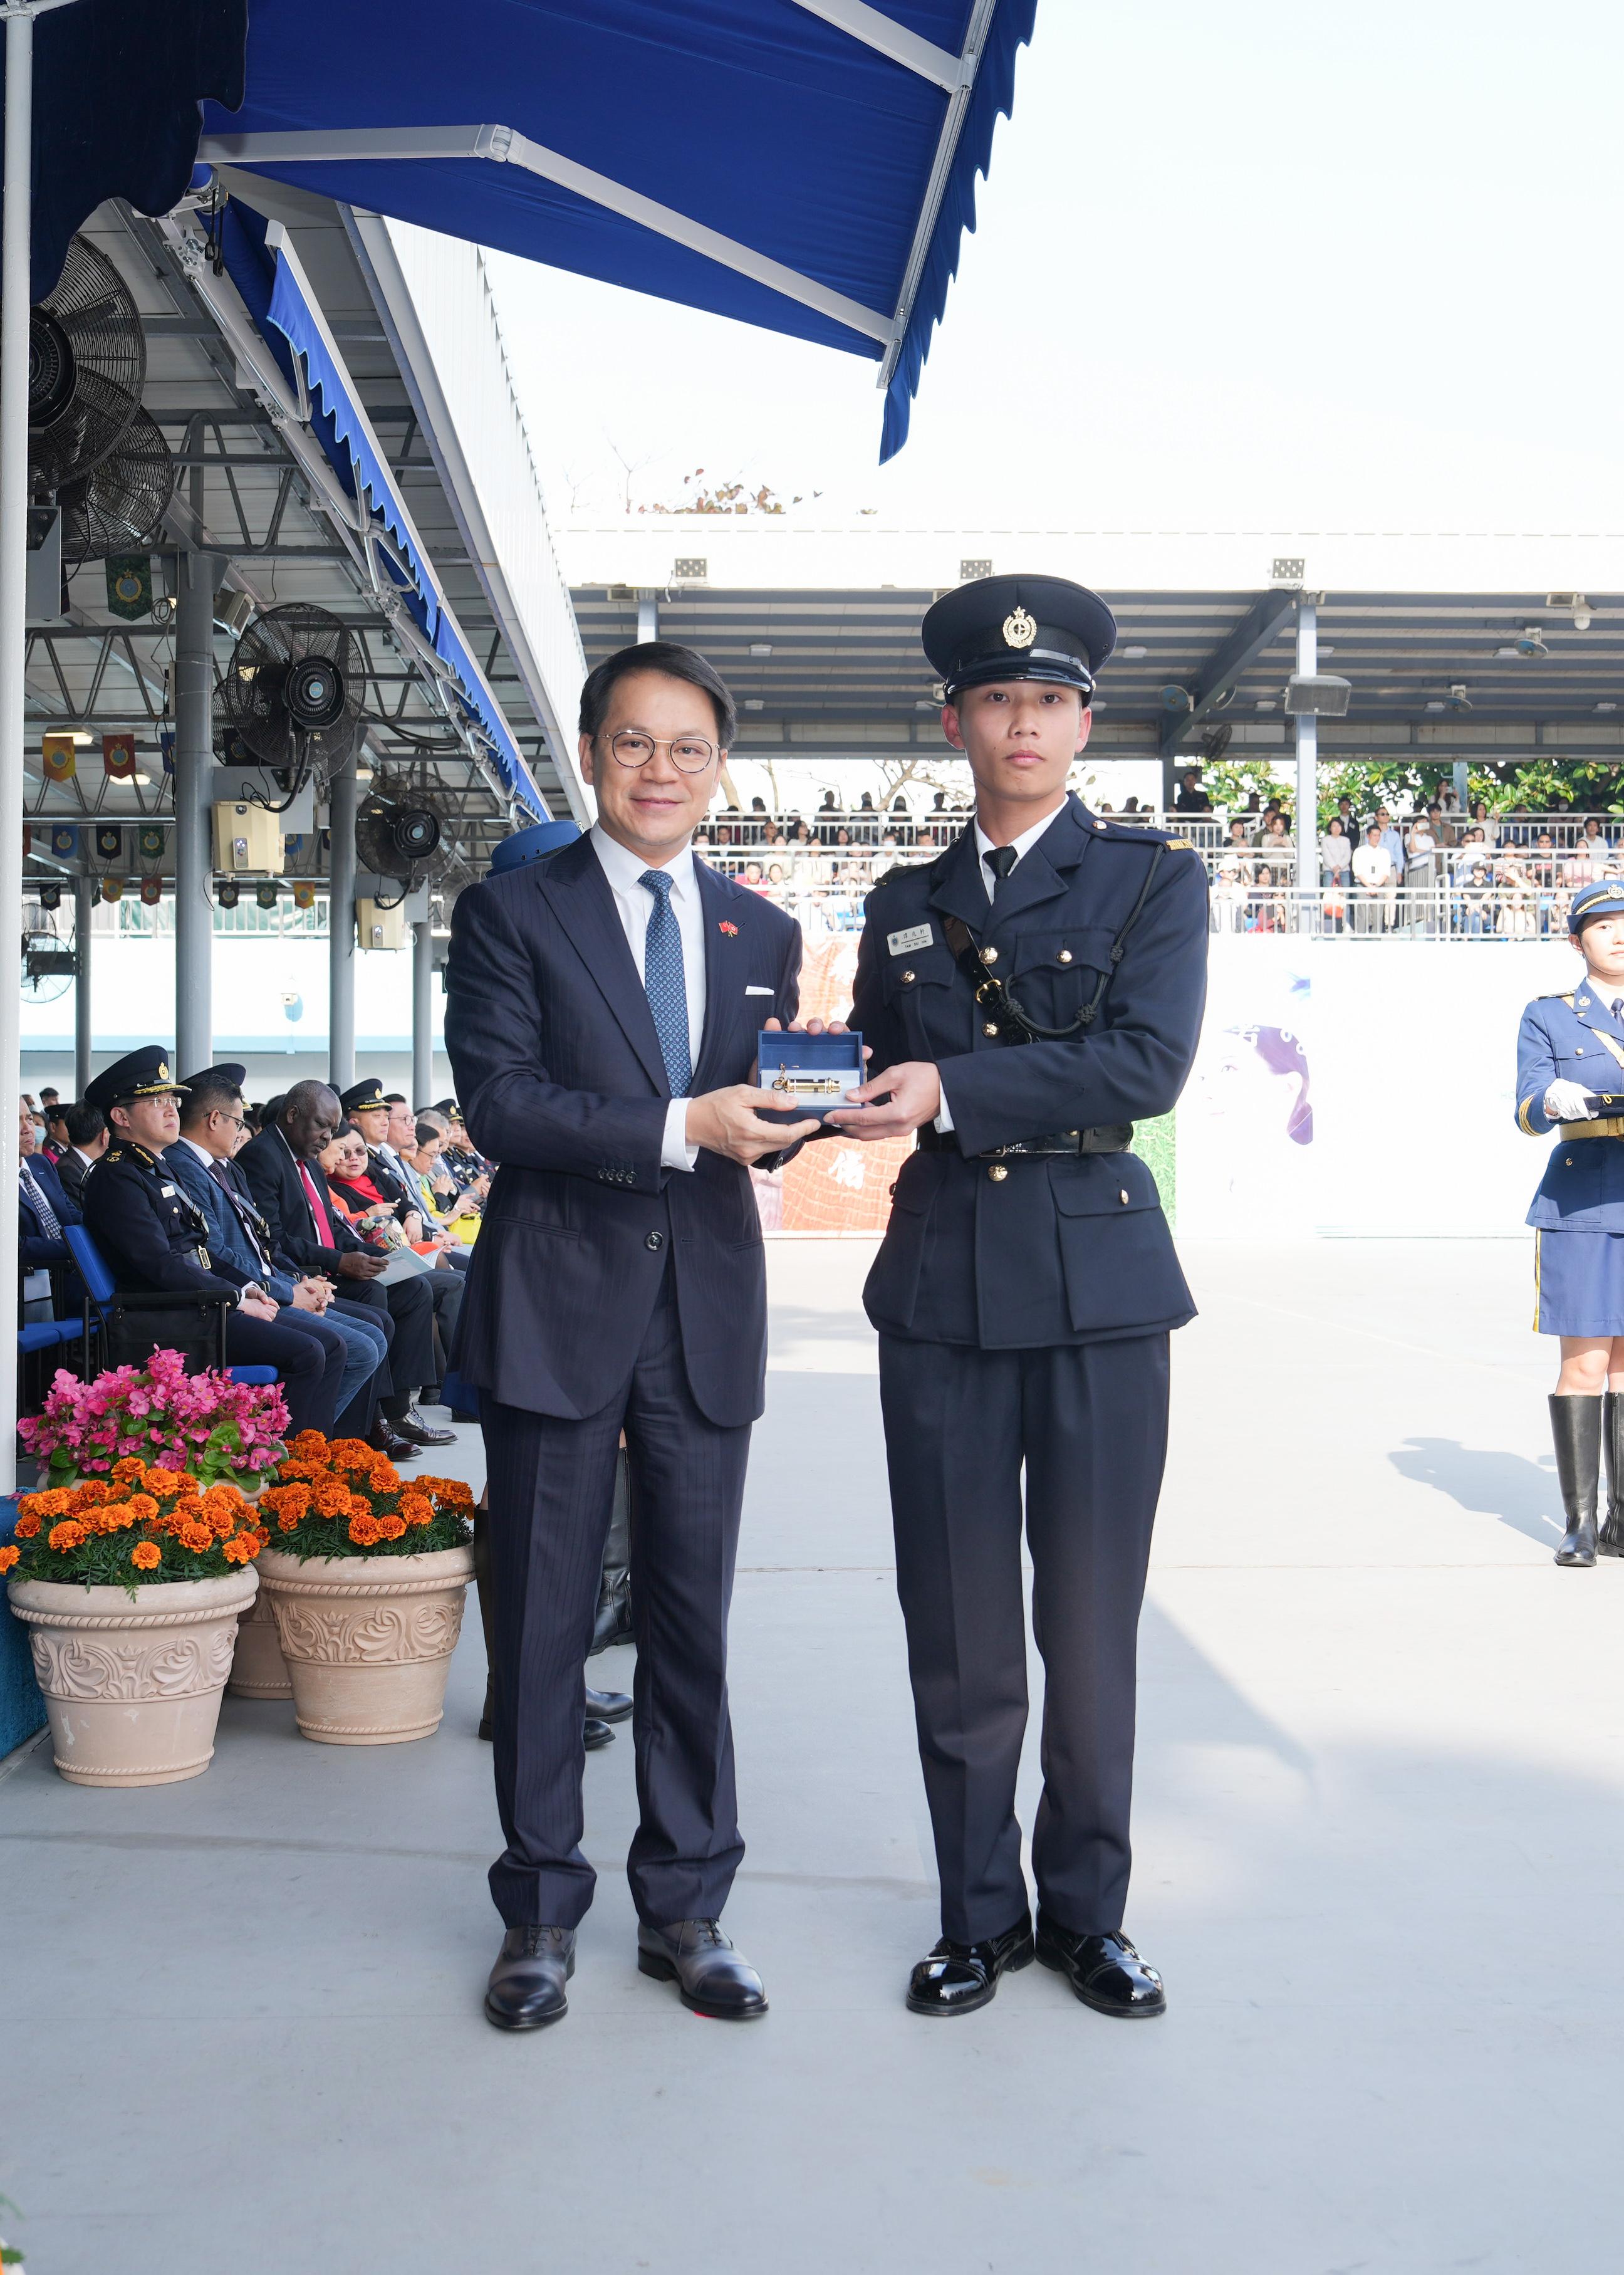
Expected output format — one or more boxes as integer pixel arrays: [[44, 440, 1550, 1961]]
[[783, 0, 968, 90], [1157, 588, 1299, 756]]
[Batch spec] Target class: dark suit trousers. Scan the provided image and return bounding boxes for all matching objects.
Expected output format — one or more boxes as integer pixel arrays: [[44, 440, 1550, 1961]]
[[330, 1273, 435, 1398], [224, 1312, 341, 1437], [878, 1331, 1169, 1945], [484, 1268, 751, 1930]]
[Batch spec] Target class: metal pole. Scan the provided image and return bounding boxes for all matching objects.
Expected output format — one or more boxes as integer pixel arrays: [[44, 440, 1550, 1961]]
[[411, 917, 433, 1109], [173, 545, 219, 1074], [328, 755, 357, 1089], [0, 4, 33, 1490], [636, 590, 658, 644], [73, 872, 91, 1096], [1294, 595, 1318, 929]]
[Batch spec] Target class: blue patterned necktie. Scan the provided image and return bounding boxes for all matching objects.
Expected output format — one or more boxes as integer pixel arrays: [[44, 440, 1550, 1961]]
[[19, 1162, 60, 1240], [640, 869, 692, 1096]]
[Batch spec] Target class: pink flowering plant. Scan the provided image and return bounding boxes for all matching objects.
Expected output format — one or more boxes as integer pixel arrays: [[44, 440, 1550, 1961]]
[[18, 1349, 289, 1490]]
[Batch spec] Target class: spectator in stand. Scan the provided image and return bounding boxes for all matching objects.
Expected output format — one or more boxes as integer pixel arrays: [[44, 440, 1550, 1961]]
[[1333, 793, 1360, 844], [1249, 798, 1283, 846], [747, 795, 768, 844], [1451, 829, 1492, 935], [1226, 817, 1251, 859], [54, 1101, 107, 1205], [1406, 813, 1440, 933], [1321, 813, 1353, 888], [766, 862, 787, 891], [1353, 824, 1395, 933], [1257, 813, 1294, 881], [1471, 801, 1497, 848], [1174, 768, 1212, 815], [1497, 856, 1535, 937], [1374, 808, 1407, 895], [742, 860, 766, 891], [1211, 855, 1249, 933]]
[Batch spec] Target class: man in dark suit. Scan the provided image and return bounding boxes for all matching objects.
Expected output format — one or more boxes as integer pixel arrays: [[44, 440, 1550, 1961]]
[[53, 1102, 107, 1206], [18, 1092, 80, 1272], [239, 1082, 451, 1457], [449, 639, 827, 2033], [830, 577, 1209, 2024], [167, 1065, 388, 1436]]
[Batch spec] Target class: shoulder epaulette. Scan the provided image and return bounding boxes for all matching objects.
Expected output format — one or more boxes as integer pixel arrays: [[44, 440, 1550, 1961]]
[[1536, 991, 1578, 1007], [872, 860, 922, 889]]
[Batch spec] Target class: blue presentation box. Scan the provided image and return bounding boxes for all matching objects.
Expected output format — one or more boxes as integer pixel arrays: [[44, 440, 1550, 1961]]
[[756, 1029, 866, 1122]]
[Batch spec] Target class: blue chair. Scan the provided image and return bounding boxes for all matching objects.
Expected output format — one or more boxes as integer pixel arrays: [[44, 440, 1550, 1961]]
[[60, 1225, 276, 1387]]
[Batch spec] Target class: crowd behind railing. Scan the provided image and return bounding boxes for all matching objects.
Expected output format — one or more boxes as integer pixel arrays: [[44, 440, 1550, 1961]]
[[693, 788, 1624, 940]]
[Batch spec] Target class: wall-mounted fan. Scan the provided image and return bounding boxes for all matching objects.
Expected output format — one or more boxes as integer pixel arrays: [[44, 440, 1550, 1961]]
[[219, 604, 364, 798], [60, 402, 175, 565], [355, 787, 456, 886], [21, 928, 77, 1005]]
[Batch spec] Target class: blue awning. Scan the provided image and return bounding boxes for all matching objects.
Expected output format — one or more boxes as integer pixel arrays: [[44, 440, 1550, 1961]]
[[215, 204, 546, 817], [199, 1, 1036, 461]]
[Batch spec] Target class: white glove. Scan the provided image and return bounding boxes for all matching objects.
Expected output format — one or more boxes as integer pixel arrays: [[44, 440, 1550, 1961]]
[[1544, 1079, 1596, 1121]]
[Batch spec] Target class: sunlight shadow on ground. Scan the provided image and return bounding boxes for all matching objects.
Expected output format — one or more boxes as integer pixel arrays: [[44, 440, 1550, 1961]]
[[1388, 1437, 1559, 1548]]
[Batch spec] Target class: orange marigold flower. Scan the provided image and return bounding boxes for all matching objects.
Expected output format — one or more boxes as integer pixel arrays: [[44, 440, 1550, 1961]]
[[70, 1480, 112, 1507], [19, 1487, 70, 1519], [177, 1522, 215, 1554], [0, 1544, 20, 1575], [112, 1456, 145, 1485], [127, 1493, 158, 1520], [276, 1508, 299, 1531], [47, 1519, 88, 1552], [221, 1534, 259, 1564], [289, 1428, 329, 1457], [348, 1512, 382, 1547], [14, 1510, 41, 1538], [130, 1540, 161, 1571], [378, 1512, 407, 1542]]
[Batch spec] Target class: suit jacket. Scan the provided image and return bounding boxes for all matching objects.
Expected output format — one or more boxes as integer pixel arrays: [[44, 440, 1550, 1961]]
[[1516, 980, 1624, 1228], [55, 1148, 95, 1206], [852, 795, 1208, 1348], [165, 1143, 298, 1302], [445, 833, 801, 1425], [239, 1125, 370, 1276], [18, 1153, 80, 1265]]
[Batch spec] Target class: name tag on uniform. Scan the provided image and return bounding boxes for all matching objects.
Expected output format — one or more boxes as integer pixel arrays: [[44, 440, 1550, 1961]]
[[887, 923, 934, 956], [160, 1184, 176, 1196]]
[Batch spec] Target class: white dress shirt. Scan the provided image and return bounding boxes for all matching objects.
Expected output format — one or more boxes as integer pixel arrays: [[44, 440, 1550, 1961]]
[[591, 823, 706, 1171], [937, 803, 1070, 1135]]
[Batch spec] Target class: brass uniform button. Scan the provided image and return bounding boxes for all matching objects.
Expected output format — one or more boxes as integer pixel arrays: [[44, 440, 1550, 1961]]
[[1065, 1130, 1079, 1139], [1057, 949, 1073, 964], [900, 970, 915, 985], [1119, 1189, 1130, 1205], [982, 946, 999, 965], [983, 1022, 999, 1037], [987, 1164, 1008, 1183]]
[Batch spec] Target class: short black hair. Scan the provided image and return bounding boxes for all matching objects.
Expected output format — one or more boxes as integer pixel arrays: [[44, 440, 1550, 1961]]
[[64, 1101, 104, 1148], [383, 1092, 406, 1105], [578, 639, 736, 748], [180, 1074, 244, 1128], [39, 1087, 59, 1105]]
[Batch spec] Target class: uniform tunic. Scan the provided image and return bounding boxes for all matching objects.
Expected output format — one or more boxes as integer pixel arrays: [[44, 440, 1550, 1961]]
[[1516, 980, 1624, 1335], [852, 794, 1209, 1943]]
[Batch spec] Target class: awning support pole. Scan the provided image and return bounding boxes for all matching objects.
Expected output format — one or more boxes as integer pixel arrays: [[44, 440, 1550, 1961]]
[[412, 918, 433, 1112], [173, 546, 219, 1076], [73, 873, 91, 1096], [0, 0, 34, 1493], [328, 756, 357, 1090], [1294, 596, 1318, 925]]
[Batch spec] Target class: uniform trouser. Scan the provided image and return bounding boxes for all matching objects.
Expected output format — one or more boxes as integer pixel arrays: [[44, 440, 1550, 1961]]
[[878, 1331, 1169, 1946], [223, 1310, 342, 1437], [483, 1267, 752, 1931]]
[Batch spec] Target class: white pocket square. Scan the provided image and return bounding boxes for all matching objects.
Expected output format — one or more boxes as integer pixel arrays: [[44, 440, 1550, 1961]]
[[745, 985, 774, 996]]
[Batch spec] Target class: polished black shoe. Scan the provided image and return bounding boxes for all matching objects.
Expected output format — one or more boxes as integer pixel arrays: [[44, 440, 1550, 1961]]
[[906, 1915, 1034, 2017], [585, 1684, 632, 1722], [397, 1405, 455, 1448], [368, 1420, 419, 1462], [1034, 1915, 1166, 2017], [484, 1924, 575, 2031], [583, 1715, 615, 1750], [637, 1919, 768, 2019]]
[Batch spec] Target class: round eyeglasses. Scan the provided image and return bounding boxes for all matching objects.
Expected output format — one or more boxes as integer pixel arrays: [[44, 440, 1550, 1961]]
[[606, 730, 717, 775]]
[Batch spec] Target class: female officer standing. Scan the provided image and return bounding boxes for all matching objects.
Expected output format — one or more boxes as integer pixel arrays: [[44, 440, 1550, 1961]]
[[1517, 877, 1624, 1565]]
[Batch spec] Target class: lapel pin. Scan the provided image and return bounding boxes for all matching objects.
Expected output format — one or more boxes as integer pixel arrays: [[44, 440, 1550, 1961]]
[[718, 920, 739, 935]]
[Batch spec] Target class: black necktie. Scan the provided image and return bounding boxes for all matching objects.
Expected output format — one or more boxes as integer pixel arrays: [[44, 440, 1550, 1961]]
[[985, 844, 1019, 902]]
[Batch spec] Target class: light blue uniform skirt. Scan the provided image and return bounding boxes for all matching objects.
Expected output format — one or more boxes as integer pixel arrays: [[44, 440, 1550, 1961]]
[[1533, 1227, 1624, 1336]]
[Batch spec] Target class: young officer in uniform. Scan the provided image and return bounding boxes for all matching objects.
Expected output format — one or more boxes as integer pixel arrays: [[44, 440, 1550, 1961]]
[[828, 575, 1209, 2020], [1516, 877, 1624, 1566]]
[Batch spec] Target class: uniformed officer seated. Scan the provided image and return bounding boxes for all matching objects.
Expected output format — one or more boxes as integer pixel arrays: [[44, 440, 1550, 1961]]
[[80, 1047, 341, 1436]]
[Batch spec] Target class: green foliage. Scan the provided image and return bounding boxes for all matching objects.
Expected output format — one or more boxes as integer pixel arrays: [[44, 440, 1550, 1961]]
[[1135, 1113, 1176, 1229], [1195, 757, 1624, 828], [637, 469, 802, 515]]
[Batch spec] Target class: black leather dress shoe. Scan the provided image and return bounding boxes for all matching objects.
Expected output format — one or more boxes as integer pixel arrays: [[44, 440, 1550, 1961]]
[[484, 1924, 575, 2030], [397, 1406, 455, 1448], [1035, 1916, 1166, 2017], [368, 1420, 419, 1462], [585, 1684, 632, 1722], [637, 1920, 768, 2019], [906, 1915, 1033, 2016], [583, 1715, 615, 1750]]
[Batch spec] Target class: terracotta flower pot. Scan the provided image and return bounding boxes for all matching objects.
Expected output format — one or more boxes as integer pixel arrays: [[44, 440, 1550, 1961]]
[[256, 1544, 474, 1745], [228, 1586, 293, 1700], [7, 1569, 259, 1787]]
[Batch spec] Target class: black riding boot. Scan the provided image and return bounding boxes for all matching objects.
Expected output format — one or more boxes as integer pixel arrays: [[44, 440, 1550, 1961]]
[[588, 1443, 633, 1655], [1551, 1393, 1603, 1567], [1600, 1391, 1624, 1557], [472, 1493, 497, 1737]]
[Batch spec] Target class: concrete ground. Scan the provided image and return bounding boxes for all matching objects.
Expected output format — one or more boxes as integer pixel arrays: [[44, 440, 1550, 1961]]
[[1, 1238, 1613, 2274]]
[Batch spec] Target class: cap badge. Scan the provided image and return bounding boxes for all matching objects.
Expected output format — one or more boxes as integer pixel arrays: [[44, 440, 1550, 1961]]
[[157, 1062, 170, 1082], [1002, 606, 1037, 651]]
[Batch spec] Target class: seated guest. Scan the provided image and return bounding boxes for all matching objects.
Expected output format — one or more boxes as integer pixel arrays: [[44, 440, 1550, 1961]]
[[18, 1092, 79, 1267], [55, 1101, 108, 1205], [340, 1080, 419, 1223], [40, 1101, 71, 1164], [166, 1065, 388, 1438], [323, 1121, 414, 1238], [432, 1101, 492, 1194], [80, 1050, 339, 1435], [403, 1116, 480, 1233], [239, 1080, 452, 1453]]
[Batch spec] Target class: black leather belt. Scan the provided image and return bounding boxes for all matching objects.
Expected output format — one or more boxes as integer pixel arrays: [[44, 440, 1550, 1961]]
[[915, 1124, 1133, 1158]]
